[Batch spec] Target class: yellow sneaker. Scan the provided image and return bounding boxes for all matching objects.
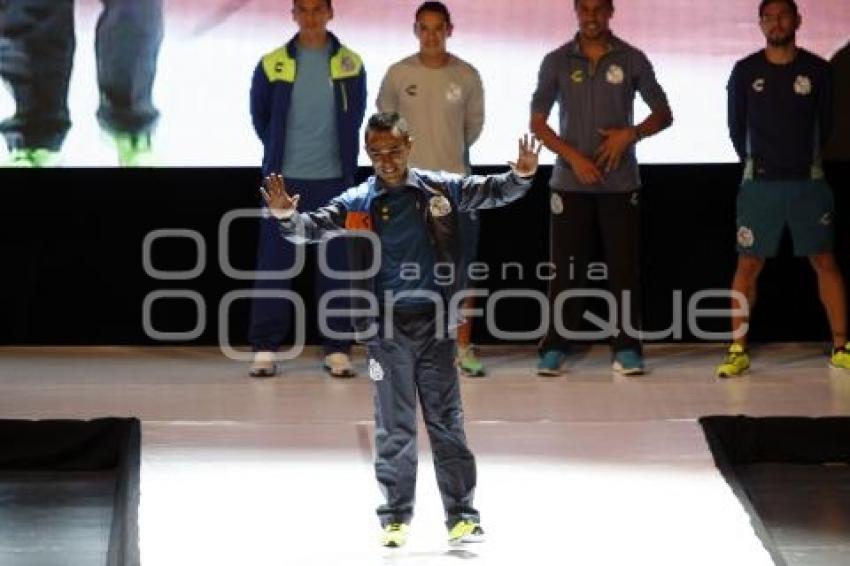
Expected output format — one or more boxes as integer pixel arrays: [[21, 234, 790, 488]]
[[380, 523, 409, 548], [447, 519, 484, 545], [831, 343, 850, 370], [716, 343, 750, 378]]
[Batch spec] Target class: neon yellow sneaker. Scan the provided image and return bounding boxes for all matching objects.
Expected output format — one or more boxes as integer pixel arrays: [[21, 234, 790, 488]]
[[716, 343, 750, 378], [448, 519, 484, 545], [457, 345, 486, 377], [4, 148, 59, 167], [113, 133, 156, 167], [830, 343, 850, 370], [380, 523, 409, 548]]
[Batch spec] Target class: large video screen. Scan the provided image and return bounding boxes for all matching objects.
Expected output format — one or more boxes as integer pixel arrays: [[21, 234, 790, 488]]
[[0, 0, 846, 166]]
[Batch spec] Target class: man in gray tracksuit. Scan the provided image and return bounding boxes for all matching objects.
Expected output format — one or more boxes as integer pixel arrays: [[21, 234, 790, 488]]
[[261, 111, 540, 547]]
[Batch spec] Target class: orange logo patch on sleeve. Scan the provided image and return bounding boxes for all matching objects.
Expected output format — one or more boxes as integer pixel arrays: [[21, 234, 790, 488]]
[[345, 212, 372, 231]]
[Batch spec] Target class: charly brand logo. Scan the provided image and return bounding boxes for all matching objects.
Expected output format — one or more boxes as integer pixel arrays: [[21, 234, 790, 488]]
[[405, 84, 418, 97], [752, 78, 765, 92], [571, 69, 584, 83]]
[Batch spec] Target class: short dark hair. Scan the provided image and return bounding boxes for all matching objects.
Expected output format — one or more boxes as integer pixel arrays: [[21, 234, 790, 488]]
[[574, 0, 614, 9], [365, 112, 410, 143], [758, 0, 798, 18], [415, 1, 452, 26], [293, 0, 332, 9]]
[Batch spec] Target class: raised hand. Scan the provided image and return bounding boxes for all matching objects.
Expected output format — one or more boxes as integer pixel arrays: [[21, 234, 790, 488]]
[[595, 127, 637, 173], [260, 173, 300, 217], [508, 134, 542, 177]]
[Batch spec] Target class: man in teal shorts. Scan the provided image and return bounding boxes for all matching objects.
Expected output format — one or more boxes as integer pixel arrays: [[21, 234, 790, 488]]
[[735, 179, 836, 259], [717, 0, 850, 376]]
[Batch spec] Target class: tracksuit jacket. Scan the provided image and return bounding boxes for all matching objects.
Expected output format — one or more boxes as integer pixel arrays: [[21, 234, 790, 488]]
[[277, 168, 533, 338], [250, 32, 367, 182]]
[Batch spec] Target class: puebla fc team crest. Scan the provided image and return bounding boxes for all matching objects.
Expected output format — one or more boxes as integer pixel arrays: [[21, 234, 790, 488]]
[[737, 226, 755, 248], [794, 75, 812, 96], [550, 193, 564, 215], [606, 64, 624, 85], [429, 195, 452, 217], [446, 82, 462, 103], [368, 359, 384, 382], [341, 55, 356, 73]]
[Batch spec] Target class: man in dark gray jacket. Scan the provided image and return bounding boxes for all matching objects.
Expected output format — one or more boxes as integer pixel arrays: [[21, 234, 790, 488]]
[[531, 0, 673, 376], [262, 111, 540, 548]]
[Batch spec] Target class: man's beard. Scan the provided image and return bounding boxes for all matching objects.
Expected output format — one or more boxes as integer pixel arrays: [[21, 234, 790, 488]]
[[767, 32, 795, 47]]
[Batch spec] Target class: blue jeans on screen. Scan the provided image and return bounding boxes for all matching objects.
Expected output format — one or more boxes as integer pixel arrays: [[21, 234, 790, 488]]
[[0, 0, 163, 150]]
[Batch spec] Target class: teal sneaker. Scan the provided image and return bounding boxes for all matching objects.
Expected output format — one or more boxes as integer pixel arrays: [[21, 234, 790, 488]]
[[830, 342, 850, 370], [448, 519, 485, 545], [4, 148, 59, 167], [537, 349, 566, 376], [612, 349, 644, 375], [112, 132, 156, 167], [380, 523, 409, 548], [457, 345, 486, 377]]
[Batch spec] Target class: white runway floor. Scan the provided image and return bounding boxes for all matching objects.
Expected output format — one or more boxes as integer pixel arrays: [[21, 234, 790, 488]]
[[2, 343, 849, 565]]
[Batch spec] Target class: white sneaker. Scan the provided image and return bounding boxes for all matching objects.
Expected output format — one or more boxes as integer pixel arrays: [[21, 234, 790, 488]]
[[323, 352, 356, 378], [249, 351, 278, 378]]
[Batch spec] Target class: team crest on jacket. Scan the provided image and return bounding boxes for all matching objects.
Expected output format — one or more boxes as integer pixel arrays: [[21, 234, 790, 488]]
[[341, 55, 356, 73], [429, 195, 452, 217], [550, 193, 564, 215], [446, 82, 463, 103], [368, 359, 384, 382], [737, 226, 755, 248], [794, 75, 812, 95], [606, 64, 624, 85]]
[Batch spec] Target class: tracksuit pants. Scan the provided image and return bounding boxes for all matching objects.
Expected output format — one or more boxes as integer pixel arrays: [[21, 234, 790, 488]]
[[249, 177, 351, 354], [0, 0, 162, 150], [540, 190, 643, 355], [368, 305, 479, 528]]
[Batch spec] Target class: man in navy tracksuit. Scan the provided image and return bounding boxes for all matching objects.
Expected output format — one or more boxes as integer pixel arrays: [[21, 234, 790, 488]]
[[261, 112, 541, 547], [248, 0, 367, 378]]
